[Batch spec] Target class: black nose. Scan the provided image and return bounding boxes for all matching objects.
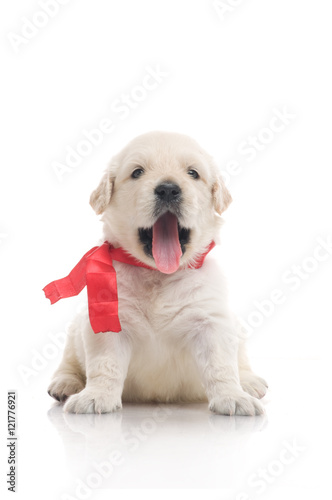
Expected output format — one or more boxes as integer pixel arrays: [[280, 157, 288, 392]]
[[155, 182, 182, 203]]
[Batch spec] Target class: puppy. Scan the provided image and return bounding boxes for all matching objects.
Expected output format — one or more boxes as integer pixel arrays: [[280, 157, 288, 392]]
[[47, 131, 268, 415]]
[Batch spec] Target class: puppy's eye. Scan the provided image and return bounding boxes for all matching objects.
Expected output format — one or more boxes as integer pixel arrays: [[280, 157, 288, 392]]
[[131, 168, 144, 179], [187, 169, 199, 179]]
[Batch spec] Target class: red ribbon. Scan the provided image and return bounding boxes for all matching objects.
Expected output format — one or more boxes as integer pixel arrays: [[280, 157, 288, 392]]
[[43, 241, 215, 333]]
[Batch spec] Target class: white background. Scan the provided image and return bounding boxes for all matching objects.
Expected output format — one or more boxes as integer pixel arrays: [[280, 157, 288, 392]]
[[0, 1, 331, 499]]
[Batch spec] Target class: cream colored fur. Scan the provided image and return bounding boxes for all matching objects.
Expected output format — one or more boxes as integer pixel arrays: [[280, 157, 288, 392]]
[[48, 131, 267, 415]]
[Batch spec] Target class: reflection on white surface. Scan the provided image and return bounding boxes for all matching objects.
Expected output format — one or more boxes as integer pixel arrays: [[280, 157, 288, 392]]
[[8, 360, 329, 500], [47, 402, 267, 490]]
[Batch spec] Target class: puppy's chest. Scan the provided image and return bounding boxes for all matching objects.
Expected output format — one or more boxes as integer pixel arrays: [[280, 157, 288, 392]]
[[115, 264, 204, 327]]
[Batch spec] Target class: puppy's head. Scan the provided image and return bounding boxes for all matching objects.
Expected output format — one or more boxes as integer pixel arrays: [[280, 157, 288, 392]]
[[90, 131, 231, 273]]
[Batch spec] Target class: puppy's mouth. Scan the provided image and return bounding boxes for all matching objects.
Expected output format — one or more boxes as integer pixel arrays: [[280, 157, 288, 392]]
[[138, 212, 190, 274]]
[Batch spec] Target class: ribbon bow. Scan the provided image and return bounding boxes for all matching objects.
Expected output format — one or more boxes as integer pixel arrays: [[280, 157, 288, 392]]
[[43, 241, 215, 333]]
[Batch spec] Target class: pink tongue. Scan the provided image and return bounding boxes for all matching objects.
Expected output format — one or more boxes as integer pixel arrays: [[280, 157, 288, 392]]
[[152, 212, 182, 274]]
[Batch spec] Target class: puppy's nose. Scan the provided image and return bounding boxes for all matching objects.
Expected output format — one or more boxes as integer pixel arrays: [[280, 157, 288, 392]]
[[155, 182, 182, 203]]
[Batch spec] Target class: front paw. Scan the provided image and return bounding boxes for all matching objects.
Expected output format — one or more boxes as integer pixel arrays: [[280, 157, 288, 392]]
[[240, 371, 268, 399], [63, 387, 122, 414], [209, 390, 264, 416], [48, 374, 85, 402]]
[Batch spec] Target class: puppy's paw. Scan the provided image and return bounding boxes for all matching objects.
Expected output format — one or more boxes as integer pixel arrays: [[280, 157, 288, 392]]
[[48, 374, 85, 402], [240, 371, 268, 399], [209, 390, 264, 416], [63, 387, 122, 414]]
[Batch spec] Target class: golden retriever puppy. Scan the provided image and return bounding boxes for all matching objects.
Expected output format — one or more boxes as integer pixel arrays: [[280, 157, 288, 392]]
[[47, 131, 268, 415]]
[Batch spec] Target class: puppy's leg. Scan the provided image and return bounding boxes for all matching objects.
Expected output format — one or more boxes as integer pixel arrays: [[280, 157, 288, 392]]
[[64, 326, 131, 414], [48, 324, 85, 402], [190, 318, 264, 416], [238, 340, 268, 399]]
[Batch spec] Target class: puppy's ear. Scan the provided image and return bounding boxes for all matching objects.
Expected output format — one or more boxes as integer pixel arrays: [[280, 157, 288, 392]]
[[90, 172, 114, 214], [212, 176, 232, 215]]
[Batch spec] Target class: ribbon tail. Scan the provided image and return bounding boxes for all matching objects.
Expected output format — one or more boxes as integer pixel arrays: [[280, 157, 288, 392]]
[[86, 244, 122, 334], [43, 246, 99, 304]]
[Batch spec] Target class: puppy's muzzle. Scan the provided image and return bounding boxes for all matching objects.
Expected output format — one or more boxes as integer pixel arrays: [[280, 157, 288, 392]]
[[154, 182, 182, 204], [138, 181, 190, 265], [154, 181, 182, 219]]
